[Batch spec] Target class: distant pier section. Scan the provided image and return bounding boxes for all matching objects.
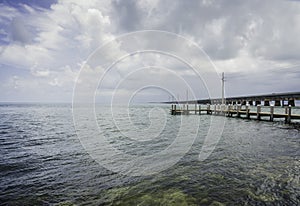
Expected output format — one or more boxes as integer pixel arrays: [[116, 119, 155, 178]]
[[168, 92, 300, 124], [167, 92, 300, 107]]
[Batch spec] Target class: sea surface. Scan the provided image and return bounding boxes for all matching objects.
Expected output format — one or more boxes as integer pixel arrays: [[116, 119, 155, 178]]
[[0, 103, 299, 205]]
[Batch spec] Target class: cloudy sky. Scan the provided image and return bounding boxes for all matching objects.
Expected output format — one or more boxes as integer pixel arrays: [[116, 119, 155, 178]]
[[0, 0, 300, 103]]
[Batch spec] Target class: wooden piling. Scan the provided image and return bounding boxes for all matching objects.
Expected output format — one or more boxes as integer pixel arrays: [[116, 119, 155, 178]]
[[221, 104, 225, 115], [285, 106, 288, 122], [246, 105, 250, 119], [227, 104, 232, 117], [287, 105, 292, 124], [237, 105, 241, 118], [186, 104, 189, 115], [270, 106, 274, 121], [257, 105, 261, 120], [207, 104, 210, 114]]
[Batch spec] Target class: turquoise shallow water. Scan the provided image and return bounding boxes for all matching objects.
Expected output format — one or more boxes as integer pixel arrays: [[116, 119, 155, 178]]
[[0, 103, 299, 205]]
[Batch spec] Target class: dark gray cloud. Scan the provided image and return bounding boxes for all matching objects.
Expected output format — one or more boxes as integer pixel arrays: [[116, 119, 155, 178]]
[[225, 66, 300, 97], [10, 17, 32, 44], [109, 0, 300, 61], [112, 0, 142, 31]]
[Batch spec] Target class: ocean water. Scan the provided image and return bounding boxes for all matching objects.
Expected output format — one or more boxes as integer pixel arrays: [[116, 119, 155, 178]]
[[0, 103, 299, 205]]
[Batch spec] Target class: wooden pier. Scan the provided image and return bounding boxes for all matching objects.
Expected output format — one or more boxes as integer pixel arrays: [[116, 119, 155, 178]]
[[170, 104, 300, 124]]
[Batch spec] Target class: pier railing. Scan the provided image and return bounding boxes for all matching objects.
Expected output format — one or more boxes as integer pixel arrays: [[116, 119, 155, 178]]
[[170, 104, 300, 124]]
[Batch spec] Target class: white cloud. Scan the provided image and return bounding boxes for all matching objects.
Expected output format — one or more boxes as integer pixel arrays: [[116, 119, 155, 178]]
[[1, 0, 115, 69], [0, 0, 300, 102], [31, 69, 50, 77], [0, 5, 19, 23]]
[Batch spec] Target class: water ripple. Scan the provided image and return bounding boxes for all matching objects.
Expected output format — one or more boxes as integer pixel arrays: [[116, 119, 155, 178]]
[[0, 104, 299, 205]]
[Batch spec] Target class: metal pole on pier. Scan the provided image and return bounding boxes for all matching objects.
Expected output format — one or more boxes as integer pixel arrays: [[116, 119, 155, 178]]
[[186, 89, 188, 103], [222, 72, 225, 105], [186, 89, 188, 114]]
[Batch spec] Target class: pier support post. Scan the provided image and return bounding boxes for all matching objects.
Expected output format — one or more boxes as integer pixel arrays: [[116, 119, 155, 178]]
[[198, 105, 201, 115], [246, 105, 250, 119], [285, 107, 288, 122], [237, 105, 241, 117], [186, 104, 189, 115], [195, 104, 197, 114], [207, 104, 211, 114], [257, 105, 261, 120], [171, 104, 174, 115], [221, 104, 225, 115], [226, 105, 229, 116], [270, 106, 274, 121], [214, 104, 217, 115], [174, 105, 176, 115], [287, 106, 292, 124], [228, 104, 232, 117]]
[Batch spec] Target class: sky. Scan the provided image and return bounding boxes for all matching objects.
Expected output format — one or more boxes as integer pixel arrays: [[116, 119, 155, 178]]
[[0, 0, 300, 103]]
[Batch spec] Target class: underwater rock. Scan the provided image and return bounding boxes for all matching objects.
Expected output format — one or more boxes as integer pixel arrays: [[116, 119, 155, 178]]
[[55, 201, 76, 206], [137, 194, 158, 206], [160, 190, 196, 206], [103, 187, 197, 206], [199, 198, 209, 205], [209, 201, 226, 206], [247, 190, 277, 202]]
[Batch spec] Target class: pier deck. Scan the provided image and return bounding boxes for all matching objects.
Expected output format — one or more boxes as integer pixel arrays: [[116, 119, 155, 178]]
[[170, 104, 300, 124]]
